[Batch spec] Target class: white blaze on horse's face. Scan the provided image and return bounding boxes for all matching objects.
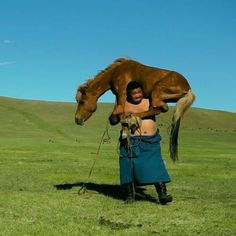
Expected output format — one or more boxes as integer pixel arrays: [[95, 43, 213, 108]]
[[75, 91, 97, 125]]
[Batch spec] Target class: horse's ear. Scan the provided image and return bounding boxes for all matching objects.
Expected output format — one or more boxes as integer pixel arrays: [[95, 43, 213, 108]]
[[77, 86, 86, 95], [76, 90, 83, 102], [78, 91, 82, 96]]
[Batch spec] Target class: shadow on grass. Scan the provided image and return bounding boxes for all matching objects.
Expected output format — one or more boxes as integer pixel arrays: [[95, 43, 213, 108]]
[[54, 182, 157, 203]]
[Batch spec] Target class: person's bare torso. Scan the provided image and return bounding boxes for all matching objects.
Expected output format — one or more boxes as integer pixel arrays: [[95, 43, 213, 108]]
[[124, 98, 157, 135]]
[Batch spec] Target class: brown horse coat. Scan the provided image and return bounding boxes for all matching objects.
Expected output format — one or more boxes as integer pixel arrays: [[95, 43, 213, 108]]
[[75, 58, 195, 161]]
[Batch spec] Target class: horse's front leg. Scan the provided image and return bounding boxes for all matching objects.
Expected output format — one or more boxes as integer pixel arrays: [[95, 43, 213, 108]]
[[109, 102, 122, 126], [109, 91, 127, 126], [112, 84, 128, 115]]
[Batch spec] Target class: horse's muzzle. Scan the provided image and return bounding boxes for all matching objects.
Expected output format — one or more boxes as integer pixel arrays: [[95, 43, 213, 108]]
[[75, 117, 84, 126]]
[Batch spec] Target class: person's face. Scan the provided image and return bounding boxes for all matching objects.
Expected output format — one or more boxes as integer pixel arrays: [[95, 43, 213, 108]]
[[127, 87, 143, 104]]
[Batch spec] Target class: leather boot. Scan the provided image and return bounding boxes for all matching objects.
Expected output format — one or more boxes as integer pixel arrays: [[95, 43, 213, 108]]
[[155, 183, 173, 204], [125, 183, 135, 204]]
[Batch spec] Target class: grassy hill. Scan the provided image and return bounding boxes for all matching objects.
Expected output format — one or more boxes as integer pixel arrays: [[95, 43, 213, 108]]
[[0, 96, 236, 235], [1, 96, 235, 136]]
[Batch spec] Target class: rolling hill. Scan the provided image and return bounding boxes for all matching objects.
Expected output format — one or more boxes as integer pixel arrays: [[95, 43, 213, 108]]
[[1, 96, 235, 137]]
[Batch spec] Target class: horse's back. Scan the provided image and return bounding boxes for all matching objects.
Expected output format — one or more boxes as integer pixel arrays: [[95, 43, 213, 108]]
[[112, 60, 170, 87], [111, 59, 191, 95], [170, 71, 191, 91]]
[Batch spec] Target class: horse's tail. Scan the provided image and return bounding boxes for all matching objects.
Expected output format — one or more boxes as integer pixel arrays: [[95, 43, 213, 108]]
[[170, 89, 196, 162]]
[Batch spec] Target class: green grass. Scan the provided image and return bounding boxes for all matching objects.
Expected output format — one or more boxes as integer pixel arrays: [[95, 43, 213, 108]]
[[0, 97, 236, 235]]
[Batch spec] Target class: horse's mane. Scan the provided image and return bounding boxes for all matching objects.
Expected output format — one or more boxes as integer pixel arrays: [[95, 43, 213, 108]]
[[77, 58, 130, 93]]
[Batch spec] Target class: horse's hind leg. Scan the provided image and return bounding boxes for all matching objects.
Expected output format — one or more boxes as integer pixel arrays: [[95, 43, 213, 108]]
[[151, 87, 169, 112], [152, 98, 169, 112], [151, 72, 191, 111], [151, 71, 191, 108], [169, 89, 195, 161], [151, 84, 184, 112], [151, 78, 194, 162]]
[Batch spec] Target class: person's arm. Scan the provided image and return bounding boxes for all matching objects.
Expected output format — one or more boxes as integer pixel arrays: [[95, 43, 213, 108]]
[[133, 107, 160, 119], [134, 103, 168, 118]]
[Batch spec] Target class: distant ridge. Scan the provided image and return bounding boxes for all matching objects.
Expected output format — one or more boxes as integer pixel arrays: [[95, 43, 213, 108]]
[[1, 96, 236, 132]]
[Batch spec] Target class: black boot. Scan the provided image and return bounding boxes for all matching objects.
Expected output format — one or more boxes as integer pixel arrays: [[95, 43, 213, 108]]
[[125, 183, 135, 204], [155, 183, 173, 204]]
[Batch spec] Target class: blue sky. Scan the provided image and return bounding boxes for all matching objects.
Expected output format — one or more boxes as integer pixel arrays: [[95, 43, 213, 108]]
[[1, 0, 236, 112]]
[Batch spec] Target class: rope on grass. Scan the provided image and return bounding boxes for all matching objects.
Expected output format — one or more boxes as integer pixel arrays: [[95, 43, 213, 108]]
[[78, 119, 111, 195]]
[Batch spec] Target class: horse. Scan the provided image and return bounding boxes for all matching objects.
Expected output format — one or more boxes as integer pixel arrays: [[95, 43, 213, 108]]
[[75, 58, 195, 161]]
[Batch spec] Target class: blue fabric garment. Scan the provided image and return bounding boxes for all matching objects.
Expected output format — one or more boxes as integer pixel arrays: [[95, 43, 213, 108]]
[[119, 131, 171, 185]]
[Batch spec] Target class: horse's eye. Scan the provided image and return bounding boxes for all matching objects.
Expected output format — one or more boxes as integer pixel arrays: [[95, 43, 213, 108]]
[[79, 100, 85, 105]]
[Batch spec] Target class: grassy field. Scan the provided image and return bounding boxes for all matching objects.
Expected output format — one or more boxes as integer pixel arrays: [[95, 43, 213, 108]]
[[0, 96, 236, 235]]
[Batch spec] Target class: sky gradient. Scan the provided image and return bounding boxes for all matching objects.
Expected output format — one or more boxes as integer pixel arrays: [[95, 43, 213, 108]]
[[1, 0, 236, 112]]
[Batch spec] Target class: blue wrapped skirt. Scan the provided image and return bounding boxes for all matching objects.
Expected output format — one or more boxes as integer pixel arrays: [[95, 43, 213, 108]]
[[119, 131, 171, 185]]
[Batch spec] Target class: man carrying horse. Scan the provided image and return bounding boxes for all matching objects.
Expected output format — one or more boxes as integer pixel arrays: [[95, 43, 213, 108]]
[[75, 58, 195, 161], [109, 81, 173, 204]]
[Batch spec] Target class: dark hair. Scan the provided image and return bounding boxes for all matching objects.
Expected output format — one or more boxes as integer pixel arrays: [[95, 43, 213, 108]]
[[126, 81, 142, 93]]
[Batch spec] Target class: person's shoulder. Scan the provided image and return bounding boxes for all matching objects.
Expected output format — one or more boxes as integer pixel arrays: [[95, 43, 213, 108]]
[[125, 100, 133, 106], [142, 98, 150, 106], [142, 98, 149, 102]]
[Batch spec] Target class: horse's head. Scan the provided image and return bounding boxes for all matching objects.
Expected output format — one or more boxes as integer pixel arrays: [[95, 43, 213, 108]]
[[75, 86, 97, 125]]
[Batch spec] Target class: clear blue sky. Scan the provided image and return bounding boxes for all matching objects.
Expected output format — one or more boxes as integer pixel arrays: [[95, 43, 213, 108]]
[[1, 0, 236, 112]]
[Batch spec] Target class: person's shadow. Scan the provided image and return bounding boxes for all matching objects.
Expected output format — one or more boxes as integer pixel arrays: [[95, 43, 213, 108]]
[[54, 182, 157, 203]]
